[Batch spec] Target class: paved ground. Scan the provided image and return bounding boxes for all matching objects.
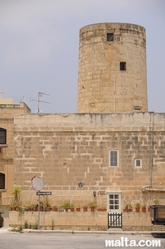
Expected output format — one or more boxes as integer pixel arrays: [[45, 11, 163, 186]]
[[0, 229, 165, 249]]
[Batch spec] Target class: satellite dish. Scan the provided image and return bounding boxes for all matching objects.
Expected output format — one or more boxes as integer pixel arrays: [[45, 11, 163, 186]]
[[31, 176, 44, 191]]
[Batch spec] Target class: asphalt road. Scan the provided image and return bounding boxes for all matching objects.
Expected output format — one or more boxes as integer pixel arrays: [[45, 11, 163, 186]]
[[0, 231, 165, 249]]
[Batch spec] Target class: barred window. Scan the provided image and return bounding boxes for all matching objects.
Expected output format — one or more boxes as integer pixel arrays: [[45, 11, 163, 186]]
[[135, 159, 142, 167], [109, 150, 119, 167], [107, 33, 114, 41], [0, 128, 6, 144], [0, 173, 5, 189]]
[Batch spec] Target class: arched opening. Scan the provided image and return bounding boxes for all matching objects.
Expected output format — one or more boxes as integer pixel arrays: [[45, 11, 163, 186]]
[[0, 173, 5, 189]]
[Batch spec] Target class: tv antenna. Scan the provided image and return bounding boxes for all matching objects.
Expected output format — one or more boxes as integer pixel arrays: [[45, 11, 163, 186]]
[[30, 92, 51, 113]]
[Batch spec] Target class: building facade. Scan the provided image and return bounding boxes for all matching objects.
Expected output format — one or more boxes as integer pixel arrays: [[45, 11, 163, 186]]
[[2, 23, 165, 230], [0, 93, 31, 227], [12, 112, 165, 230]]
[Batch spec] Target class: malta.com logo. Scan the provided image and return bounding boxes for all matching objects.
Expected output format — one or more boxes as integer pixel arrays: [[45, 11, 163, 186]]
[[105, 237, 161, 247]]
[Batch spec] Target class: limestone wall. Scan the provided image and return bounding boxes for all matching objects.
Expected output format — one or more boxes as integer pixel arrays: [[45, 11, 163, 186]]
[[77, 23, 148, 113], [9, 210, 155, 231], [13, 113, 165, 213], [0, 102, 31, 205]]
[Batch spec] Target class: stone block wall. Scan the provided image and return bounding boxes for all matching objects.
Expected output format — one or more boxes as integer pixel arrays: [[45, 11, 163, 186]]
[[13, 112, 165, 216], [77, 23, 147, 113], [9, 209, 156, 231], [0, 101, 31, 205]]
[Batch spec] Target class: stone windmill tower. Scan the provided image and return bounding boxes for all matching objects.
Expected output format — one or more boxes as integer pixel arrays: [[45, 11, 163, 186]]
[[77, 23, 148, 113]]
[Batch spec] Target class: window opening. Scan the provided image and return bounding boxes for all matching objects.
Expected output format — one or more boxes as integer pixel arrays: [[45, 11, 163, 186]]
[[120, 62, 126, 71], [0, 128, 6, 144], [109, 150, 119, 167], [107, 33, 114, 41]]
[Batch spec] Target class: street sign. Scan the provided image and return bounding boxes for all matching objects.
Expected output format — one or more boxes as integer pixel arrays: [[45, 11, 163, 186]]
[[31, 176, 44, 191], [36, 191, 52, 196], [0, 211, 4, 214]]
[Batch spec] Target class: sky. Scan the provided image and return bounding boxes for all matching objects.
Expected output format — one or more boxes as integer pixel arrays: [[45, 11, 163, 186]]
[[0, 0, 165, 113]]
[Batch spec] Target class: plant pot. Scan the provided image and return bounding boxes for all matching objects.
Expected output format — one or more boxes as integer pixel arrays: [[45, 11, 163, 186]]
[[97, 208, 106, 212], [11, 206, 17, 211], [142, 207, 146, 212], [70, 207, 74, 212], [83, 207, 88, 212], [53, 207, 58, 212], [76, 208, 80, 212], [135, 208, 140, 212], [124, 209, 132, 212], [90, 207, 95, 212]]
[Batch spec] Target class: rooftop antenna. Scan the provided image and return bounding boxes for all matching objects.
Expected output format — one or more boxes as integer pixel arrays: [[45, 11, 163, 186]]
[[18, 95, 25, 103], [30, 92, 51, 113]]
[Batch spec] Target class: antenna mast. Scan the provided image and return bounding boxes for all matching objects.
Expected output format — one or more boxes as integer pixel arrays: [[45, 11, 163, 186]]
[[30, 92, 51, 113]]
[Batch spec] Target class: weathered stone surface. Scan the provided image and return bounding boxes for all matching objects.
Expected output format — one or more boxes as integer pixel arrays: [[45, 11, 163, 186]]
[[77, 23, 147, 113]]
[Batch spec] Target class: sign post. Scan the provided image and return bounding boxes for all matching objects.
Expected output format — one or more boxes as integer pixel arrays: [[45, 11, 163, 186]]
[[31, 176, 44, 230]]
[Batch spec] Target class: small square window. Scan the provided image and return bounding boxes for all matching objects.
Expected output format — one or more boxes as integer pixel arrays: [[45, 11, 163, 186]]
[[109, 150, 119, 167], [134, 106, 141, 112], [107, 33, 114, 41], [120, 62, 126, 71], [135, 159, 142, 167]]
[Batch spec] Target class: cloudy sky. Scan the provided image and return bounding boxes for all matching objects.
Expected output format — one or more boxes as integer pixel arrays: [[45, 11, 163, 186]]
[[0, 0, 164, 113]]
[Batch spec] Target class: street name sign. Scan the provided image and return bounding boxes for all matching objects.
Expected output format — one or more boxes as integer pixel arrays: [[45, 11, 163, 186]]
[[36, 191, 52, 196]]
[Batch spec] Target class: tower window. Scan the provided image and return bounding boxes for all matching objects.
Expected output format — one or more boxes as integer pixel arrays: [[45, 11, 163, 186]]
[[134, 106, 141, 112], [107, 33, 114, 41], [120, 62, 126, 71]]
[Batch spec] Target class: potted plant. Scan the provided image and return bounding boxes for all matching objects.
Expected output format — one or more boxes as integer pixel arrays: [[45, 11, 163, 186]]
[[70, 204, 74, 212], [45, 205, 51, 211], [97, 207, 106, 211], [53, 205, 58, 211], [89, 202, 97, 212], [83, 206, 88, 212], [63, 202, 71, 212], [124, 204, 132, 212], [10, 200, 18, 211], [59, 205, 64, 212], [12, 187, 21, 202], [10, 187, 21, 210], [44, 196, 52, 211], [26, 205, 31, 211], [76, 205, 81, 212], [135, 202, 140, 212], [31, 204, 38, 211], [142, 205, 146, 212]]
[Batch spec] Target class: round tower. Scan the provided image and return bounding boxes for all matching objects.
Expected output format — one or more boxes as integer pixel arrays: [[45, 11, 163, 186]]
[[77, 23, 148, 113]]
